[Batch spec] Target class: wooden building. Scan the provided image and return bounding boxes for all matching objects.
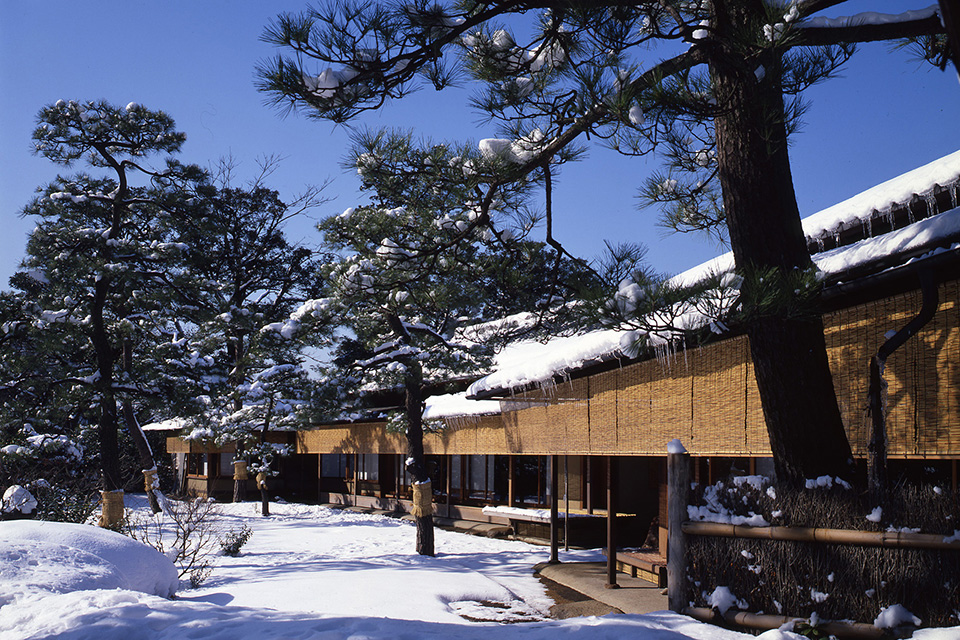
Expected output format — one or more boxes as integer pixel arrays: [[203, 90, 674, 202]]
[[168, 150, 960, 569]]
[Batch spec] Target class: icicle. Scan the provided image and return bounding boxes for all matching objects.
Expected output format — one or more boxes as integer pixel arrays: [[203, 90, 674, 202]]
[[923, 191, 938, 219], [863, 215, 873, 238], [881, 207, 895, 228], [950, 185, 958, 210], [815, 235, 825, 253]]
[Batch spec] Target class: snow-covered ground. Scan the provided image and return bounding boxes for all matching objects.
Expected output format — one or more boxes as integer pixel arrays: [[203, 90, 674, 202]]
[[0, 498, 957, 640]]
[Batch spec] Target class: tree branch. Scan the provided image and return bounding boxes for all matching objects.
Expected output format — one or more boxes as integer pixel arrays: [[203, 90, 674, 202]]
[[795, 11, 944, 46]]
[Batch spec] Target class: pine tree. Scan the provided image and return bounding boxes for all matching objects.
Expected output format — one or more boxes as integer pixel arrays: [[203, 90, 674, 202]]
[[21, 100, 209, 524], [296, 131, 590, 554], [256, 2, 954, 486], [166, 159, 328, 502]]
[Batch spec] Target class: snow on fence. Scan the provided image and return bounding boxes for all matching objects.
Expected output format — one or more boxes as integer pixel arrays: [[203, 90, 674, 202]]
[[666, 450, 960, 637]]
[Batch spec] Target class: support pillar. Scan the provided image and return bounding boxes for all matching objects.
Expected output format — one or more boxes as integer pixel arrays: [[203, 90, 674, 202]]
[[605, 456, 619, 589], [668, 445, 692, 612], [549, 455, 559, 564]]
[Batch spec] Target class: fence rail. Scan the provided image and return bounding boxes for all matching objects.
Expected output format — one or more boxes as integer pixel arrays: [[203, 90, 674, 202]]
[[681, 521, 960, 551], [665, 450, 954, 638]]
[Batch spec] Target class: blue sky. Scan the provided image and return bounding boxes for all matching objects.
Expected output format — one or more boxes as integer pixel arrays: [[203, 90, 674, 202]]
[[2, 1, 958, 288]]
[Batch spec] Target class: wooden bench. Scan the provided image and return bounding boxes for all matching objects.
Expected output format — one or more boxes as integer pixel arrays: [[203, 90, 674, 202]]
[[604, 549, 667, 588]]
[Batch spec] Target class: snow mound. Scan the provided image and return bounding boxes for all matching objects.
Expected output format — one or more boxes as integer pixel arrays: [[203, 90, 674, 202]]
[[873, 603, 921, 629], [0, 520, 178, 605]]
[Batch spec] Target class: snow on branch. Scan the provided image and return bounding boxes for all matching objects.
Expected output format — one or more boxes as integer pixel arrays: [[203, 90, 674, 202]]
[[796, 4, 944, 44]]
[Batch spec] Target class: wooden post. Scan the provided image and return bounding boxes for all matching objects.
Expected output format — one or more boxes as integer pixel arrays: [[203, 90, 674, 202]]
[[585, 456, 593, 514], [549, 455, 560, 564], [605, 456, 619, 588], [564, 455, 570, 552], [445, 455, 452, 514], [508, 456, 515, 507], [668, 445, 692, 613]]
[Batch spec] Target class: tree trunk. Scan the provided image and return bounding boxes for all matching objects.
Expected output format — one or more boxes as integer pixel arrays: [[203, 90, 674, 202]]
[[122, 338, 161, 513], [228, 332, 248, 502], [403, 359, 434, 556], [711, 0, 856, 487], [260, 476, 270, 517], [92, 276, 124, 527], [233, 458, 248, 503]]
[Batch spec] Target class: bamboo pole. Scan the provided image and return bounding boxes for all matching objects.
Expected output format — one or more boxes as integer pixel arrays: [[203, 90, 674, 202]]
[[683, 607, 889, 639], [682, 521, 960, 551]]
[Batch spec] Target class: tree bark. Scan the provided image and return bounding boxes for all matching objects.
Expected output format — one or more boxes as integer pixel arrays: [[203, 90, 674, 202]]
[[404, 359, 434, 556], [92, 277, 123, 499], [228, 333, 248, 502], [711, 0, 856, 487], [260, 477, 270, 516]]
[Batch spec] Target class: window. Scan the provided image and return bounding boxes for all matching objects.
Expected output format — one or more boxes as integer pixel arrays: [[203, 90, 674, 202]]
[[321, 454, 348, 478], [220, 453, 235, 477], [187, 453, 208, 477], [357, 454, 379, 482]]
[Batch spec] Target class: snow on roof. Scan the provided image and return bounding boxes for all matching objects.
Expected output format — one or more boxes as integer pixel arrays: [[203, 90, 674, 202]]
[[815, 205, 960, 277], [467, 330, 623, 398], [670, 149, 960, 288], [801, 149, 960, 241], [469, 151, 960, 398], [421, 392, 501, 420]]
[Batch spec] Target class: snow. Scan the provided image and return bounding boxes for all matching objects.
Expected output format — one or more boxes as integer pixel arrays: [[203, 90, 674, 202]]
[[2, 499, 957, 639], [0, 499, 765, 640], [667, 438, 687, 454], [814, 206, 960, 276], [0, 520, 178, 608], [874, 604, 922, 629], [480, 506, 587, 522], [799, 5, 939, 30], [467, 329, 623, 397], [478, 129, 545, 164], [706, 586, 745, 615], [804, 475, 852, 491], [141, 417, 190, 431], [422, 392, 500, 420], [1, 486, 37, 515], [672, 149, 960, 288]]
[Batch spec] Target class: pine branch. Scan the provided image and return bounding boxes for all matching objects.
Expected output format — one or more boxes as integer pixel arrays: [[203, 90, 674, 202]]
[[795, 9, 944, 46]]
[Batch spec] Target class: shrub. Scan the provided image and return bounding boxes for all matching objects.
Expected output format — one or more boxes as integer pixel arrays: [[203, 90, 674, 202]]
[[125, 493, 224, 588], [685, 476, 960, 628], [219, 524, 253, 557]]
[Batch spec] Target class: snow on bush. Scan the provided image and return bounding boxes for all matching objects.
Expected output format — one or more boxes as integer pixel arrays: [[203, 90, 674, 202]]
[[687, 477, 770, 527], [707, 586, 746, 614], [2, 485, 38, 515], [0, 520, 178, 607], [873, 603, 921, 629]]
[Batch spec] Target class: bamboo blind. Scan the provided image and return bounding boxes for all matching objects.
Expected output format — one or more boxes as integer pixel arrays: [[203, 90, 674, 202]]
[[285, 278, 959, 460], [496, 278, 959, 458]]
